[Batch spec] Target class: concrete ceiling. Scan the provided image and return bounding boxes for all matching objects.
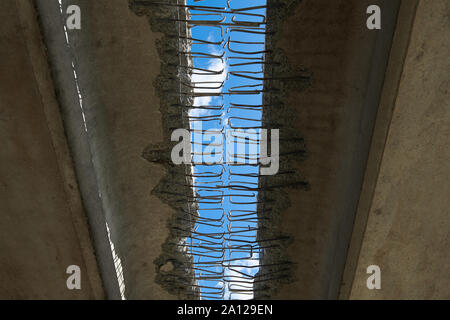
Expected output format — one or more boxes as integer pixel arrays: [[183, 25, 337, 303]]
[[1, 0, 449, 300]]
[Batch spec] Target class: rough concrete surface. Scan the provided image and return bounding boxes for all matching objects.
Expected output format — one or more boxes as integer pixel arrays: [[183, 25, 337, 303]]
[[269, 0, 400, 299], [349, 0, 450, 299]]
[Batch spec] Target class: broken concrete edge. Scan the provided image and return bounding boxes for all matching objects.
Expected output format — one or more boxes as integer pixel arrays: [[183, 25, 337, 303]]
[[253, 0, 312, 299], [34, 0, 122, 300], [135, 0, 311, 299], [130, 0, 199, 299]]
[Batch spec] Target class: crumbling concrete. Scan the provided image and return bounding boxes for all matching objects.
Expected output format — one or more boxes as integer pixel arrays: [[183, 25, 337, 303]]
[[263, 0, 401, 299]]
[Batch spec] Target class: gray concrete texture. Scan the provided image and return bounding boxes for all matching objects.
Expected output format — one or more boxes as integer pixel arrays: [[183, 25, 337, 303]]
[[339, 0, 420, 298], [36, 0, 122, 299], [269, 0, 400, 299], [0, 0, 104, 299], [349, 0, 450, 299], [38, 0, 178, 299], [1, 0, 448, 300]]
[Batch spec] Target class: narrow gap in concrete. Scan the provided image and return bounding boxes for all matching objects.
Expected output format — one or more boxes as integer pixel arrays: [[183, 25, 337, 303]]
[[182, 0, 267, 300]]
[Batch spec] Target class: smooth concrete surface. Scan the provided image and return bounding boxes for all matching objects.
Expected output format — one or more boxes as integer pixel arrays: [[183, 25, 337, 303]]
[[0, 0, 104, 299], [270, 0, 400, 299], [339, 0, 419, 299], [36, 0, 123, 299], [349, 0, 450, 299], [38, 0, 177, 299]]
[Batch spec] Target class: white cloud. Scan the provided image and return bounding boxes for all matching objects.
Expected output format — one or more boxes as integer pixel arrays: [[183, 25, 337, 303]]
[[190, 44, 227, 117], [224, 253, 259, 300]]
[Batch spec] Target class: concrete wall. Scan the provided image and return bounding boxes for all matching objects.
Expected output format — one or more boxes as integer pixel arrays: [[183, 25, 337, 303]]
[[0, 0, 104, 299], [37, 0, 178, 299], [269, 0, 400, 299], [339, 0, 419, 298], [348, 0, 450, 299]]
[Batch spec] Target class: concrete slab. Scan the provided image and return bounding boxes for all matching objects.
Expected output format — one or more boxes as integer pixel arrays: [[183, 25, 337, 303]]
[[0, 0, 104, 299], [349, 0, 450, 299], [268, 0, 400, 299]]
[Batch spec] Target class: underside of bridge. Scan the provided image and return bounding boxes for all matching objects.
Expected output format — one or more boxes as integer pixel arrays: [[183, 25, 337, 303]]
[[0, 0, 449, 300]]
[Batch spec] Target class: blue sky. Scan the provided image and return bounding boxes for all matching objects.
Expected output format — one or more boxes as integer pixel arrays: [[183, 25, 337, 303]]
[[185, 0, 267, 300]]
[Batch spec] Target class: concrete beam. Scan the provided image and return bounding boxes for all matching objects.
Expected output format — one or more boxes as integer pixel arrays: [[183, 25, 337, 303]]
[[37, 0, 178, 299], [268, 0, 400, 299], [339, 0, 420, 299], [0, 0, 104, 299], [348, 0, 450, 299]]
